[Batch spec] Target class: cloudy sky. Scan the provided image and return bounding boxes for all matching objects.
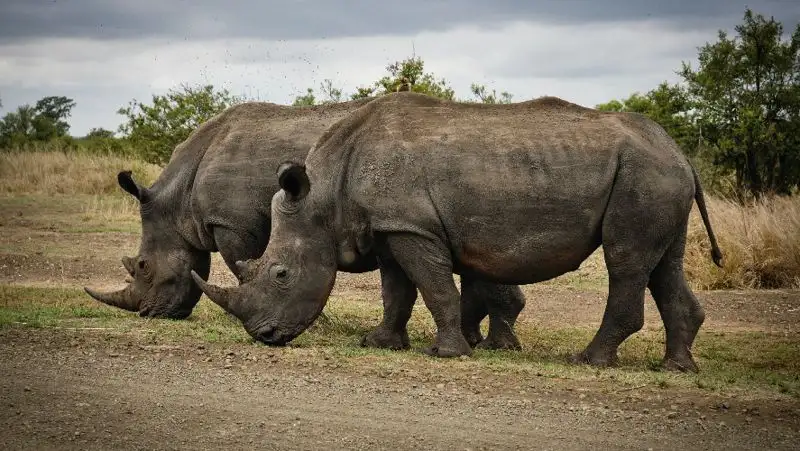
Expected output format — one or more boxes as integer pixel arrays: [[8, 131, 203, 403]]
[[1, 0, 797, 136]]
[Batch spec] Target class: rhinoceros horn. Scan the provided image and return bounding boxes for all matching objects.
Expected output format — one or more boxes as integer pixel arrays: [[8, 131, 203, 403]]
[[84, 285, 138, 312], [191, 270, 235, 313]]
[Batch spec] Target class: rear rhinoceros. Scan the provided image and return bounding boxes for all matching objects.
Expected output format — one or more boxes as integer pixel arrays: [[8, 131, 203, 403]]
[[192, 91, 723, 371], [83, 98, 526, 350]]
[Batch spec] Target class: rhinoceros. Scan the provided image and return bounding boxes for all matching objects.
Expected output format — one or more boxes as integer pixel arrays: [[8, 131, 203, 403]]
[[192, 91, 723, 372], [83, 98, 526, 350]]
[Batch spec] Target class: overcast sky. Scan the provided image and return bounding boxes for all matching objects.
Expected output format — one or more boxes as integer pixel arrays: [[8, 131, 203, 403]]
[[1, 1, 798, 136]]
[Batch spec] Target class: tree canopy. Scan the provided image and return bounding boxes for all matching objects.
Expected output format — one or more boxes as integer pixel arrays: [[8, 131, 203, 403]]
[[116, 84, 243, 164], [0, 95, 76, 147]]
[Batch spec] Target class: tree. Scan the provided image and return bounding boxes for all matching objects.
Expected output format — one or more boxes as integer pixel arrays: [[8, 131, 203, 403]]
[[318, 79, 343, 104], [293, 56, 513, 106], [292, 88, 316, 106], [0, 105, 36, 147], [31, 95, 76, 140], [470, 83, 514, 104], [679, 8, 800, 197], [117, 83, 243, 164], [0, 96, 76, 148], [349, 56, 456, 101], [291, 79, 344, 106], [376, 56, 455, 100], [85, 127, 115, 139]]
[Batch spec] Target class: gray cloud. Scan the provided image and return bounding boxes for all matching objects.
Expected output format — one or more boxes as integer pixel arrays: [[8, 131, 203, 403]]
[[1, 0, 797, 44]]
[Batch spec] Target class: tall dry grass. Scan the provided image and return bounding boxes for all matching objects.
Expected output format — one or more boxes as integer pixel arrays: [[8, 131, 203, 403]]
[[685, 196, 800, 290], [0, 150, 162, 195]]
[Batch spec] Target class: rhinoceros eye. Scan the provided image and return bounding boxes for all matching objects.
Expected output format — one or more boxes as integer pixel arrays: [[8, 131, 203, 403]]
[[138, 260, 151, 278], [269, 264, 288, 280]]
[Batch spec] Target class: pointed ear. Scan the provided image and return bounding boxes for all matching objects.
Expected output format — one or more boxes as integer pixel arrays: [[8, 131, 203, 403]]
[[117, 170, 148, 202], [276, 161, 310, 202]]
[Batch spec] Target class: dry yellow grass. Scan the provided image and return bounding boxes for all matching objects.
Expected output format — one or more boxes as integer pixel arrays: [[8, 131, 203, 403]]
[[686, 195, 800, 290], [0, 151, 162, 196]]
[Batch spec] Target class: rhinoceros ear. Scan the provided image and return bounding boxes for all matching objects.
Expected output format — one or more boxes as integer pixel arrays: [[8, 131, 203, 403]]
[[117, 170, 148, 202], [276, 161, 310, 202]]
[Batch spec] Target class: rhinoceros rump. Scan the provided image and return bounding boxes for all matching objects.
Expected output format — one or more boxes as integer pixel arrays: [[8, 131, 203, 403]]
[[84, 98, 526, 350], [194, 92, 723, 371]]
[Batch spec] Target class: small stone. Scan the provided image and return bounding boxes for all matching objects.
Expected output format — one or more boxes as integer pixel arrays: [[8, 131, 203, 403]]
[[667, 412, 679, 419], [23, 387, 31, 392], [436, 383, 445, 390], [224, 363, 233, 369], [642, 408, 650, 414], [74, 431, 81, 437], [721, 402, 730, 410]]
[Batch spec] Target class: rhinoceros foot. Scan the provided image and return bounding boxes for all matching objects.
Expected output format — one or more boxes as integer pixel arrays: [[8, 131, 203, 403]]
[[661, 354, 699, 373], [475, 333, 522, 351], [568, 349, 619, 368], [360, 326, 410, 350], [422, 335, 473, 358]]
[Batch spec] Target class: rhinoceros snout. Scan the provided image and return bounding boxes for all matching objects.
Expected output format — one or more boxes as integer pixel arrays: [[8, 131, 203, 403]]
[[253, 325, 290, 346]]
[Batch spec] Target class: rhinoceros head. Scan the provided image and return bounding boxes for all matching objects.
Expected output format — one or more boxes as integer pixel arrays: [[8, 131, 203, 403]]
[[84, 171, 210, 319], [192, 162, 337, 344]]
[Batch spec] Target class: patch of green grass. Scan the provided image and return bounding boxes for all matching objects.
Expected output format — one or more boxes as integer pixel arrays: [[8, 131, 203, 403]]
[[1, 284, 797, 398]]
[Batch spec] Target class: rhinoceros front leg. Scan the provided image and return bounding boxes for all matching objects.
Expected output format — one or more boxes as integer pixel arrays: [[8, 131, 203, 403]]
[[360, 255, 417, 350], [383, 233, 472, 358]]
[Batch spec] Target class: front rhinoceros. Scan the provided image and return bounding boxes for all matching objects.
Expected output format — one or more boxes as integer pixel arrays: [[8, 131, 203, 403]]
[[193, 92, 723, 370], [83, 98, 526, 350]]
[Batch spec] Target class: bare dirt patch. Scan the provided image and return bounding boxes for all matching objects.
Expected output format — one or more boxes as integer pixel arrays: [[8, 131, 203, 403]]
[[1, 327, 798, 451]]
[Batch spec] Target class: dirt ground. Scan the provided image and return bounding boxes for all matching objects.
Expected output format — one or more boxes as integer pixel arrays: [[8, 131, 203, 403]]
[[1, 197, 799, 450]]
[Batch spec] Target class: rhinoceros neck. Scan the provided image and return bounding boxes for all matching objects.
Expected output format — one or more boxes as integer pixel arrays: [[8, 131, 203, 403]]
[[147, 129, 217, 252]]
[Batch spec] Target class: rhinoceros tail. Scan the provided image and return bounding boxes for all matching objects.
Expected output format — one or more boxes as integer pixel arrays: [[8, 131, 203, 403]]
[[690, 163, 723, 268]]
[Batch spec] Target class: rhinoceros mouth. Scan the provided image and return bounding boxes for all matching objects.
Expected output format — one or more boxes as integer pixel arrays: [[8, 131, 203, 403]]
[[251, 324, 293, 346]]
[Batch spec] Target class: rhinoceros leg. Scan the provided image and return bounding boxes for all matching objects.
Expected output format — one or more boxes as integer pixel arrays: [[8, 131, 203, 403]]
[[382, 233, 472, 358], [459, 280, 488, 347], [647, 222, 704, 373], [461, 277, 524, 351], [360, 255, 417, 350]]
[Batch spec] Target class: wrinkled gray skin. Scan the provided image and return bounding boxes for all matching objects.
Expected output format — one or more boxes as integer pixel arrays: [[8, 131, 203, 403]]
[[193, 92, 724, 372], [83, 98, 525, 350]]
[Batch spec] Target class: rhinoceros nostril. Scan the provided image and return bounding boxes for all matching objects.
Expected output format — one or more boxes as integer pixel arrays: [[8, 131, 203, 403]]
[[256, 326, 276, 343]]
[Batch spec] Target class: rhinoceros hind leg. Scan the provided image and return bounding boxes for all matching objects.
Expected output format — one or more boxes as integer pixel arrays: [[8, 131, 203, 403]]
[[571, 174, 685, 368], [647, 222, 704, 373], [462, 277, 525, 351], [459, 278, 488, 347]]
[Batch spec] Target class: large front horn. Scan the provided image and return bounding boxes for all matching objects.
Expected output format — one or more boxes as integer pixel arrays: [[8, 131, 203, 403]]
[[191, 270, 235, 313], [84, 285, 138, 312]]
